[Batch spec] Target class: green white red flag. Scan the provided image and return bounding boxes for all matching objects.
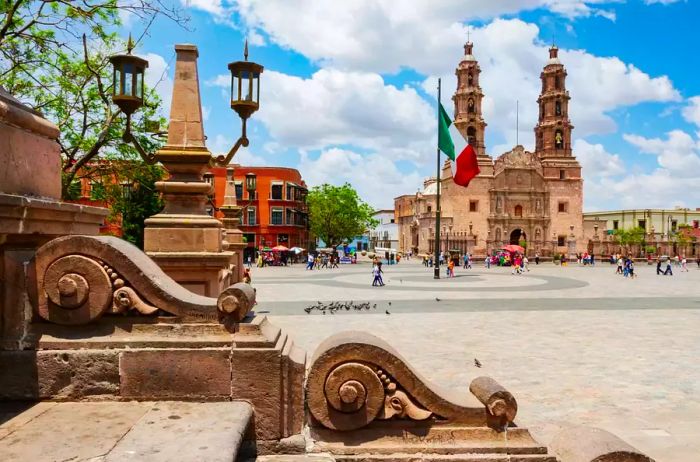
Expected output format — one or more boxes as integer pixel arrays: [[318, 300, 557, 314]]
[[438, 103, 480, 187]]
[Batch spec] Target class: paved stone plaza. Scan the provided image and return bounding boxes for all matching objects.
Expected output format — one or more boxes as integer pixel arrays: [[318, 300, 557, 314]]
[[252, 259, 700, 462]]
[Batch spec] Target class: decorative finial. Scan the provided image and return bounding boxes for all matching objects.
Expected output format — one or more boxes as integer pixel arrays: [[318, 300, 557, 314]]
[[127, 33, 134, 54], [244, 39, 248, 61]]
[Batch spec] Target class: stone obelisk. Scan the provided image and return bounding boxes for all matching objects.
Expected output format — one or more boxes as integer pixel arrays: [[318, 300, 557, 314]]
[[144, 44, 232, 296]]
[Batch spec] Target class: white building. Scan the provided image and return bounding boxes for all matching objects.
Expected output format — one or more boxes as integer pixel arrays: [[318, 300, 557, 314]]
[[368, 210, 399, 251]]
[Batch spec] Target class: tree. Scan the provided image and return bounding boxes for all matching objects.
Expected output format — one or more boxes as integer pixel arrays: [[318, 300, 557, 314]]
[[307, 183, 379, 249], [612, 227, 645, 255], [0, 1, 187, 197]]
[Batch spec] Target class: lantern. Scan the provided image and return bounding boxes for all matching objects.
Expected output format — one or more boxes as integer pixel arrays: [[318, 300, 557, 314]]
[[109, 36, 148, 116], [245, 172, 257, 195], [227, 41, 264, 120]]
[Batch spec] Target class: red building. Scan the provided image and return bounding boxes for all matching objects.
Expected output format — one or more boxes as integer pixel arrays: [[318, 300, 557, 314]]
[[209, 165, 309, 258]]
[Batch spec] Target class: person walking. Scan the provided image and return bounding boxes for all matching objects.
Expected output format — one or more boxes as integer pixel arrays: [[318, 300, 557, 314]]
[[681, 256, 689, 272], [523, 255, 530, 272], [463, 253, 469, 269], [372, 263, 382, 286], [306, 253, 314, 270], [377, 260, 385, 286], [485, 256, 491, 269], [628, 260, 636, 279], [656, 259, 663, 275], [535, 252, 540, 265], [664, 260, 673, 276], [616, 257, 623, 275], [447, 258, 455, 277]]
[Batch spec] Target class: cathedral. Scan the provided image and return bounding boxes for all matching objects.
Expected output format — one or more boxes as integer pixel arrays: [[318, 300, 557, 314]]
[[395, 42, 584, 257]]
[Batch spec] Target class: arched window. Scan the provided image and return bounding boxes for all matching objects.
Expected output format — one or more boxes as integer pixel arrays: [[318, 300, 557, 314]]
[[515, 205, 523, 217], [555, 130, 564, 149], [555, 100, 562, 116], [539, 102, 544, 120], [537, 133, 543, 150], [468, 98, 475, 113], [467, 126, 477, 146], [554, 76, 561, 90], [468, 73, 473, 86]]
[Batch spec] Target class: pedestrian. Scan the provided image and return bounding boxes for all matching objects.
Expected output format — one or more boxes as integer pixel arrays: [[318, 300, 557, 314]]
[[377, 260, 385, 286], [656, 259, 663, 275], [372, 264, 381, 286], [535, 252, 540, 265], [681, 256, 689, 272], [590, 253, 595, 266], [523, 255, 530, 272], [306, 253, 314, 270], [463, 253, 469, 269], [485, 256, 490, 269], [664, 260, 673, 276], [628, 260, 636, 279], [447, 258, 455, 277], [616, 257, 623, 274]]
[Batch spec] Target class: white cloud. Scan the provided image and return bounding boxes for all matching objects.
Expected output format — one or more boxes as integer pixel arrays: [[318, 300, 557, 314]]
[[644, 0, 684, 4], [574, 139, 625, 177], [202, 105, 211, 122], [181, 0, 226, 16], [682, 96, 700, 128], [210, 68, 436, 163], [141, 52, 173, 117], [233, 1, 620, 74], [623, 130, 700, 176], [299, 148, 423, 209]]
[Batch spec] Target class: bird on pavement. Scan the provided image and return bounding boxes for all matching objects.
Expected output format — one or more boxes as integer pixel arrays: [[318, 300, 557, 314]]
[[435, 297, 441, 302], [385, 310, 391, 315], [474, 358, 482, 368]]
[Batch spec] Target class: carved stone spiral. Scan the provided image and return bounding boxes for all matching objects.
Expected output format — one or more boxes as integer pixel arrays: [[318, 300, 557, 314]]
[[39, 255, 112, 325], [308, 362, 385, 431]]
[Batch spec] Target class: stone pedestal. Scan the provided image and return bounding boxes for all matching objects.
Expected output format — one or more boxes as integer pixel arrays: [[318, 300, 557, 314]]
[[220, 167, 246, 284], [143, 45, 232, 296], [0, 87, 107, 350]]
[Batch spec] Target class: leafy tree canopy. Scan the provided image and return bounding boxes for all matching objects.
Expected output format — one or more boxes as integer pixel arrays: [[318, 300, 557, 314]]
[[307, 183, 378, 249]]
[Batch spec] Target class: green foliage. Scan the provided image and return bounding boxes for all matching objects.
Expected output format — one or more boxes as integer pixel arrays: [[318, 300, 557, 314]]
[[307, 183, 379, 249], [518, 239, 527, 249], [102, 161, 165, 248], [612, 227, 646, 247], [645, 245, 657, 254]]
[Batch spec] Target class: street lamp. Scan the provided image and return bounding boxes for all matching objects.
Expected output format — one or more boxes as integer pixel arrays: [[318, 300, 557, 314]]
[[109, 37, 264, 167], [245, 172, 257, 197]]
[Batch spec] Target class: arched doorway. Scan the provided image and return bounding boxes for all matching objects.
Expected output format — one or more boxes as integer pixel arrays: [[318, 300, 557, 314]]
[[510, 229, 525, 245]]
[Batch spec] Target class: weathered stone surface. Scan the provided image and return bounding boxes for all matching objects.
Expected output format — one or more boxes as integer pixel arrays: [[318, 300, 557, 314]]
[[105, 401, 252, 462], [36, 350, 119, 398], [0, 87, 61, 199], [120, 348, 231, 398], [0, 249, 35, 350], [0, 402, 151, 462], [536, 423, 655, 462]]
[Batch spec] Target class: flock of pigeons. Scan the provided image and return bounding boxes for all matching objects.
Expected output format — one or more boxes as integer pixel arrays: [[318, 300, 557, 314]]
[[304, 301, 388, 315]]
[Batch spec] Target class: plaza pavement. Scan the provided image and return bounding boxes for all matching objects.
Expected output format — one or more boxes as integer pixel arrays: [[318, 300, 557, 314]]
[[252, 259, 700, 462]]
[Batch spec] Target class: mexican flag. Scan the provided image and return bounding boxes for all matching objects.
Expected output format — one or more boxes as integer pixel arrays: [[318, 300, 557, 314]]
[[438, 103, 480, 187]]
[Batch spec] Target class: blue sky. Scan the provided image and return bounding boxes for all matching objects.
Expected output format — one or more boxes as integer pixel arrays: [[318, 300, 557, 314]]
[[122, 0, 700, 211]]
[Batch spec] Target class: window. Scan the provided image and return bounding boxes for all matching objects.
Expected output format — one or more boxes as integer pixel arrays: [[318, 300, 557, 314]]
[[555, 100, 562, 116], [234, 182, 243, 200], [247, 207, 256, 225], [558, 202, 568, 213], [286, 184, 293, 200], [515, 205, 523, 217], [613, 220, 619, 230], [390, 218, 395, 224], [638, 220, 646, 230], [286, 208, 294, 225], [554, 76, 561, 90], [559, 169, 566, 180], [271, 183, 283, 200], [271, 207, 283, 225], [672, 220, 678, 232], [557, 235, 566, 246], [427, 205, 432, 213], [469, 200, 478, 212]]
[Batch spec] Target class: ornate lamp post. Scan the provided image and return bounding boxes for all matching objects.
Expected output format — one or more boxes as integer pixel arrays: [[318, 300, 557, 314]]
[[107, 38, 264, 294], [109, 38, 263, 167]]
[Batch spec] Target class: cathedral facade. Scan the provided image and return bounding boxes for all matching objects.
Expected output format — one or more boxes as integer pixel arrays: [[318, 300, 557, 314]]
[[395, 43, 584, 257]]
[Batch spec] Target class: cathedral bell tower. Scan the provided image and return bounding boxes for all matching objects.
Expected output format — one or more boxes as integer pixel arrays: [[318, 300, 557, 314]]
[[452, 42, 491, 168], [534, 46, 574, 160]]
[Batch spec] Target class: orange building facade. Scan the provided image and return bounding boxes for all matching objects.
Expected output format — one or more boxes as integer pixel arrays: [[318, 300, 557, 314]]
[[209, 165, 309, 258]]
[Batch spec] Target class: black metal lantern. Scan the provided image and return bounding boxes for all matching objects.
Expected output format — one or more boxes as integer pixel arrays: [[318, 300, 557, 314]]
[[109, 36, 148, 116], [245, 172, 257, 194], [227, 41, 264, 120]]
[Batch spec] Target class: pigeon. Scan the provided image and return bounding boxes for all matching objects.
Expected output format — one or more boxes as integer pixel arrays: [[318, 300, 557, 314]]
[[304, 307, 312, 314], [373, 304, 377, 309], [388, 301, 392, 306], [474, 358, 482, 368], [435, 297, 441, 302], [385, 310, 391, 315]]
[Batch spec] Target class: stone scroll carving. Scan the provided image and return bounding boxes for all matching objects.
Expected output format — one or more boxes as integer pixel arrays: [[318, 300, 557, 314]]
[[28, 235, 254, 325], [306, 331, 517, 432]]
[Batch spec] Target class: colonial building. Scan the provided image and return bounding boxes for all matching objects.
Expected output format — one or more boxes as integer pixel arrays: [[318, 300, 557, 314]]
[[209, 165, 309, 260], [367, 209, 399, 251], [395, 42, 584, 257]]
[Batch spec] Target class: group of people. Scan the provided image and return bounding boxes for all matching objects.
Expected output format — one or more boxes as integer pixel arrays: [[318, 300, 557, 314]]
[[655, 255, 691, 276], [614, 255, 637, 278], [305, 253, 341, 270], [575, 252, 595, 265]]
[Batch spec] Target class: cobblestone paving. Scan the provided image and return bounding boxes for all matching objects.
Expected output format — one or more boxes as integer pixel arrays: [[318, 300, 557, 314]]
[[253, 260, 700, 462]]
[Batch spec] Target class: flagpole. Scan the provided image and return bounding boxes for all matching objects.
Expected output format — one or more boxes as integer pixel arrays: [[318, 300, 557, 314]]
[[434, 78, 442, 280]]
